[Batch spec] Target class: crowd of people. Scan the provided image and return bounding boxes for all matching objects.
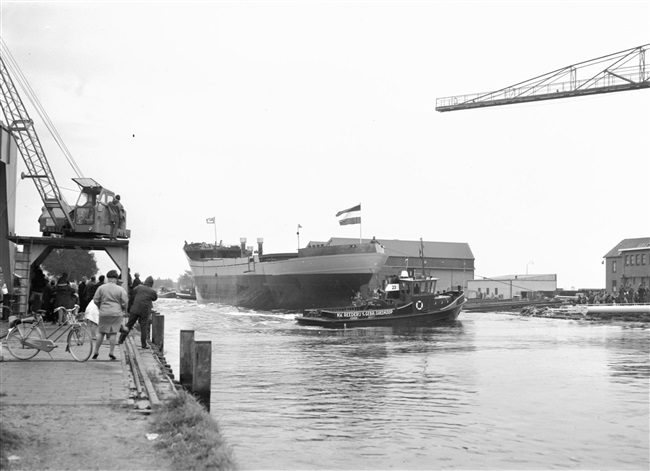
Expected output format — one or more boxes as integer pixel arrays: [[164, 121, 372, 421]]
[[576, 284, 648, 304], [26, 267, 158, 360]]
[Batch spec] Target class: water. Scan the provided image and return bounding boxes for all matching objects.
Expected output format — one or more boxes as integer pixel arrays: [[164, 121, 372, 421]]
[[158, 299, 649, 470]]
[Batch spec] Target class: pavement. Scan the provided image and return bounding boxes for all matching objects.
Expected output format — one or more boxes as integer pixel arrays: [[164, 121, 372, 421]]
[[0, 320, 143, 406]]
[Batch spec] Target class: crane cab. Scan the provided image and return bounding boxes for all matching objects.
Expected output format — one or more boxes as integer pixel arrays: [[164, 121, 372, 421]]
[[38, 178, 129, 239], [71, 178, 129, 239]]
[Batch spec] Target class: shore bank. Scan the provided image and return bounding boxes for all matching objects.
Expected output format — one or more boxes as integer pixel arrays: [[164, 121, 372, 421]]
[[0, 319, 237, 471]]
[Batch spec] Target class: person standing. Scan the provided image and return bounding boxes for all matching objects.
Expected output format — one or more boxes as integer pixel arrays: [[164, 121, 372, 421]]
[[29, 267, 47, 313], [77, 276, 87, 310], [119, 276, 158, 349], [105, 195, 124, 240], [92, 270, 128, 360], [51, 273, 78, 325], [81, 276, 95, 312]]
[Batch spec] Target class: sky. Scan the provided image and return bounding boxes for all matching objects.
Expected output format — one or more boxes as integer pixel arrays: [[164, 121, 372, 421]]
[[1, 0, 649, 289]]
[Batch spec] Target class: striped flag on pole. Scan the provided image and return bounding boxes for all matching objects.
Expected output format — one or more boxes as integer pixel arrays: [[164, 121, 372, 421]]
[[206, 217, 215, 224], [335, 204, 361, 225]]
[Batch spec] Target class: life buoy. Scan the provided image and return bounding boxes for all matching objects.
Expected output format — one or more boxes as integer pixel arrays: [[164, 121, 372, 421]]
[[416, 300, 423, 310]]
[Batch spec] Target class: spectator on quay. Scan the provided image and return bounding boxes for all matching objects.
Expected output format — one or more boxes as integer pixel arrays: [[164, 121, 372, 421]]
[[78, 276, 87, 308], [51, 273, 78, 325], [128, 271, 141, 311], [92, 270, 128, 361], [132, 272, 141, 290], [119, 275, 158, 349], [42, 279, 55, 322], [29, 267, 47, 313], [83, 276, 97, 309]]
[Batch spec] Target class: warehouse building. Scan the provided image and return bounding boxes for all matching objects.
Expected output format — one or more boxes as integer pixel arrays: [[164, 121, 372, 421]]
[[328, 237, 475, 292], [467, 274, 558, 300]]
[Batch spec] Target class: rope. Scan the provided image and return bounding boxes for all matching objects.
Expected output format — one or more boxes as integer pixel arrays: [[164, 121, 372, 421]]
[[0, 39, 84, 178]]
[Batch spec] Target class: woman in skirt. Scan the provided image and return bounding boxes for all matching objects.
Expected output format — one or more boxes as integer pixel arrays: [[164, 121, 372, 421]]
[[91, 270, 128, 360]]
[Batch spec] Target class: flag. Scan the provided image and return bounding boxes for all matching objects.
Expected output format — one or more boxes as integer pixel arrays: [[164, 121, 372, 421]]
[[336, 204, 361, 226], [206, 217, 215, 224], [297, 224, 302, 229]]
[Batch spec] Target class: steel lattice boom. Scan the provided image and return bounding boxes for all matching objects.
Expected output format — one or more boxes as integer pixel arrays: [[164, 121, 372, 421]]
[[436, 44, 649, 112], [0, 53, 74, 229]]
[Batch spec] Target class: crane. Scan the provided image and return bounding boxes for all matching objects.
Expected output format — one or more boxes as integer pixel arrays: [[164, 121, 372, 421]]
[[0, 48, 128, 239], [436, 44, 649, 112]]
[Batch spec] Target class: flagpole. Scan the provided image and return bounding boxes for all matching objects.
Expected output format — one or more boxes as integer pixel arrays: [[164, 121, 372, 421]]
[[296, 224, 301, 250], [214, 217, 217, 247], [359, 219, 362, 244], [359, 202, 362, 244]]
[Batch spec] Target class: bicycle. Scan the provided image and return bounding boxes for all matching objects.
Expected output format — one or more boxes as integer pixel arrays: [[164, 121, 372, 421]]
[[4, 305, 93, 362]]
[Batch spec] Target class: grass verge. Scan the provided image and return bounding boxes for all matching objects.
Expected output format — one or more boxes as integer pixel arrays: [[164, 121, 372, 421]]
[[0, 426, 22, 470], [150, 389, 238, 471]]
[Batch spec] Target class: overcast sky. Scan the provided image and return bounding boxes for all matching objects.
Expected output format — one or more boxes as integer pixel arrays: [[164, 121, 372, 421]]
[[2, 0, 649, 289]]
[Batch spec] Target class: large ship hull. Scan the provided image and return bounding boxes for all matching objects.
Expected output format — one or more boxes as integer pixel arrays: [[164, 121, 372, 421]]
[[186, 245, 388, 310]]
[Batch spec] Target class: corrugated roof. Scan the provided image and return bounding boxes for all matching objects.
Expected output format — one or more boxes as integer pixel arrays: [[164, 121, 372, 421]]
[[326, 237, 474, 259], [603, 237, 650, 258]]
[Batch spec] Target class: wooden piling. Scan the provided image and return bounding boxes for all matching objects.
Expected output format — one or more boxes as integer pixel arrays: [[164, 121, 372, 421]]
[[179, 330, 195, 390], [192, 340, 212, 411], [152, 313, 164, 351]]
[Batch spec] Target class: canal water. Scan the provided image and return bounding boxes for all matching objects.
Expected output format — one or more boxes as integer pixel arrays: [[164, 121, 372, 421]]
[[157, 299, 649, 470]]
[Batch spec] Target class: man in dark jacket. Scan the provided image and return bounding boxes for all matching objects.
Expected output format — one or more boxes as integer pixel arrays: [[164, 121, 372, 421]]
[[51, 273, 78, 324], [118, 276, 157, 348]]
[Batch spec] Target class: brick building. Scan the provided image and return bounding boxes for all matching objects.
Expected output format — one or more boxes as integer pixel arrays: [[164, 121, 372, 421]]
[[603, 237, 650, 294]]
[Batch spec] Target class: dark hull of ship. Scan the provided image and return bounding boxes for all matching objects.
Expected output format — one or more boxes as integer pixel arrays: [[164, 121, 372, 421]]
[[296, 290, 466, 328], [296, 303, 463, 328], [192, 272, 377, 310]]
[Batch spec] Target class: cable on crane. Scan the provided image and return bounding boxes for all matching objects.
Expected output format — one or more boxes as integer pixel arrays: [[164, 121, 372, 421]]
[[0, 39, 84, 179]]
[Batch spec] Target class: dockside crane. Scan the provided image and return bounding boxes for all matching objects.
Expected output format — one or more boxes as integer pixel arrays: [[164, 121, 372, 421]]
[[436, 44, 649, 112], [0, 47, 129, 239]]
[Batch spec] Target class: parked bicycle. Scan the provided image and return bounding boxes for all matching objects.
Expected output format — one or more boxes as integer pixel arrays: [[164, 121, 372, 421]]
[[5, 305, 93, 361]]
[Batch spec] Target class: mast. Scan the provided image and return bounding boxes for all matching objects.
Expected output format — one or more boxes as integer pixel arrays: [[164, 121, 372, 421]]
[[419, 238, 426, 279]]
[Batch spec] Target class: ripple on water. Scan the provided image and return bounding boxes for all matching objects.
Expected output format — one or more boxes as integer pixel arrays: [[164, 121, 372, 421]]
[[157, 300, 650, 470]]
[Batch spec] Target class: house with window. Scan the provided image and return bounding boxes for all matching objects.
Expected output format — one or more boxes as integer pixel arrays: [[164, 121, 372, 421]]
[[603, 237, 650, 294]]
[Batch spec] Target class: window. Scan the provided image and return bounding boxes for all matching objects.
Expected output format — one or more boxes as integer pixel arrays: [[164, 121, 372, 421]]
[[625, 255, 629, 265], [643, 254, 647, 265], [478, 287, 481, 292], [636, 254, 640, 265], [486, 287, 490, 294], [612, 280, 617, 291], [495, 287, 499, 295], [612, 261, 617, 273]]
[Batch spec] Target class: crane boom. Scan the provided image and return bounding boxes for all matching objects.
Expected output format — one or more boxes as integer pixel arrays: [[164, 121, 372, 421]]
[[0, 49, 129, 239], [436, 44, 649, 112], [0, 53, 74, 229]]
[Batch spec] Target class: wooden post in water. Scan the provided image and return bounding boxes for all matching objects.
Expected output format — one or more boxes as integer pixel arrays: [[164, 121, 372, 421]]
[[192, 340, 212, 411], [179, 330, 195, 390], [152, 313, 165, 351]]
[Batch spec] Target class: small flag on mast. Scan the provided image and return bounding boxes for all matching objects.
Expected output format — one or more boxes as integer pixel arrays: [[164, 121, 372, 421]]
[[206, 217, 215, 224], [335, 204, 361, 226]]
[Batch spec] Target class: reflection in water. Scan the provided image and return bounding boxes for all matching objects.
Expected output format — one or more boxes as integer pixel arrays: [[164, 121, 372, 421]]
[[160, 300, 649, 470]]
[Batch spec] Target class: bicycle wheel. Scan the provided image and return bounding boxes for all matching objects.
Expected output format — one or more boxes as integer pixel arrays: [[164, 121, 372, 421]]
[[6, 324, 43, 360], [66, 326, 93, 362]]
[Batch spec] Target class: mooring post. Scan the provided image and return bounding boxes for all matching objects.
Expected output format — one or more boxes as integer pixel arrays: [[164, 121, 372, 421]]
[[179, 330, 196, 391], [152, 313, 165, 351], [192, 340, 212, 411]]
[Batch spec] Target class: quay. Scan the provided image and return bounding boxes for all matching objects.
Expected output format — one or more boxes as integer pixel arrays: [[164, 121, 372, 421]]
[[0, 318, 236, 471]]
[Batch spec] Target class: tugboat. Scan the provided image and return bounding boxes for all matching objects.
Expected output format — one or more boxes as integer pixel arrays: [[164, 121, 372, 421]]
[[296, 239, 466, 328]]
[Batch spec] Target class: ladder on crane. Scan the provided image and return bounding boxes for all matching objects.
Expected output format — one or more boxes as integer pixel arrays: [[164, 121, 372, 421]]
[[436, 44, 649, 112]]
